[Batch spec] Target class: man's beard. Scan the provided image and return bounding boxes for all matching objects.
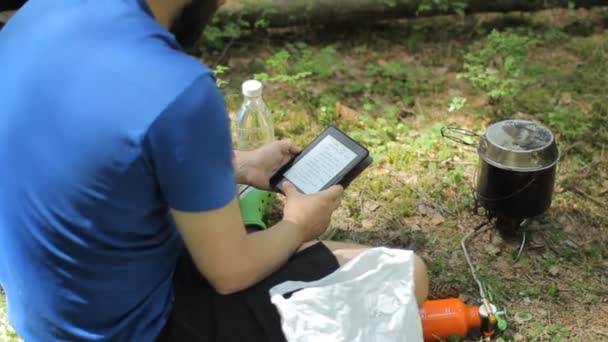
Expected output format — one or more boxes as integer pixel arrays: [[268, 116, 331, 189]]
[[170, 0, 219, 55]]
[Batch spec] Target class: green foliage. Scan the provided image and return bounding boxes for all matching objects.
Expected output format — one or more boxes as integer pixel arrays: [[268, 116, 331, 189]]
[[201, 6, 276, 52], [417, 0, 468, 16], [349, 111, 411, 162], [212, 65, 230, 88], [317, 95, 341, 126], [363, 61, 422, 103], [383, 0, 398, 8], [459, 30, 538, 102], [546, 107, 593, 141], [448, 96, 467, 112], [254, 44, 339, 86], [202, 17, 251, 51]]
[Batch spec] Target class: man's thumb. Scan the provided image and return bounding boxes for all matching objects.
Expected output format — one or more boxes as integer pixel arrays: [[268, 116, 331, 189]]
[[281, 181, 298, 197]]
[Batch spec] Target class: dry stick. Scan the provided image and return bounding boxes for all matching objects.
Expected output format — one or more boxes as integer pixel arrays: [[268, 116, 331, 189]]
[[569, 186, 605, 208], [594, 329, 608, 338], [538, 231, 561, 256], [212, 36, 237, 67], [410, 186, 453, 216]]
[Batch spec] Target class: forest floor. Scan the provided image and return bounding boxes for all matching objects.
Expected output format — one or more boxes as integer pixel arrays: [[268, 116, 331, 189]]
[[2, 6, 607, 342]]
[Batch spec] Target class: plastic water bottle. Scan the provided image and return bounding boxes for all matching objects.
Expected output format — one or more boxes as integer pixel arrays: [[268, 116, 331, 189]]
[[235, 80, 276, 229], [236, 80, 274, 150]]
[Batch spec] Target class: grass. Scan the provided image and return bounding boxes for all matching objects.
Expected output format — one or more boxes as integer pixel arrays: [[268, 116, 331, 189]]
[[2, 6, 607, 341]]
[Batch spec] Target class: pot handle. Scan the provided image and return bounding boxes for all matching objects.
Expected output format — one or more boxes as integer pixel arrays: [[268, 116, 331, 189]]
[[441, 126, 483, 147]]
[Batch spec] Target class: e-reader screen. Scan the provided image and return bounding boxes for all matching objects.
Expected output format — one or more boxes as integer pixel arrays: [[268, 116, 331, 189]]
[[283, 135, 358, 194]]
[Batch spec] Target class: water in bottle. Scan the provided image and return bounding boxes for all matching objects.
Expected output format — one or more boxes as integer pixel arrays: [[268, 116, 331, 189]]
[[236, 80, 274, 150], [235, 80, 276, 230]]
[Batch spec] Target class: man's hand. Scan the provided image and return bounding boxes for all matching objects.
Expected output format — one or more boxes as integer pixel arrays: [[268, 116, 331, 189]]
[[234, 140, 300, 190], [281, 181, 344, 242]]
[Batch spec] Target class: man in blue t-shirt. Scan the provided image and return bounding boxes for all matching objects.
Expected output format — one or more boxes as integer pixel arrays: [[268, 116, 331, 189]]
[[0, 1, 428, 341]]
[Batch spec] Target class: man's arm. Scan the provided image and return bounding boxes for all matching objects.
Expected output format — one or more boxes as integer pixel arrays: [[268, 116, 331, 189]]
[[172, 181, 342, 294], [148, 75, 342, 294], [172, 183, 343, 294], [172, 198, 303, 294], [233, 150, 249, 185]]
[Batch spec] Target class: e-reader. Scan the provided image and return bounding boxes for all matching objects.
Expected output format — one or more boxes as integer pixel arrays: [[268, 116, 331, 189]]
[[270, 126, 372, 194]]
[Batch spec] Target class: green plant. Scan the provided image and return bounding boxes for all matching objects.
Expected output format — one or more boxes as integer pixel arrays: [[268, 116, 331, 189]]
[[212, 65, 230, 88], [459, 30, 538, 103], [317, 95, 341, 126], [253, 49, 313, 104], [202, 17, 251, 51], [417, 0, 468, 16], [448, 96, 467, 112], [365, 61, 419, 103], [349, 111, 411, 162], [546, 107, 593, 142]]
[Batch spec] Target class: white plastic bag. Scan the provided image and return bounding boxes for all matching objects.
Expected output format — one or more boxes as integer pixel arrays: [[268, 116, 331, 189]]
[[269, 247, 423, 342]]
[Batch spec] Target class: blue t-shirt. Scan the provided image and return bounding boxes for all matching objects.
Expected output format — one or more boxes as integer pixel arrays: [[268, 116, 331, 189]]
[[0, 0, 236, 340]]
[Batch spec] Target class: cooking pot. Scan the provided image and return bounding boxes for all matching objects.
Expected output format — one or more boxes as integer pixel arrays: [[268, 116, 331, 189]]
[[442, 120, 560, 220]]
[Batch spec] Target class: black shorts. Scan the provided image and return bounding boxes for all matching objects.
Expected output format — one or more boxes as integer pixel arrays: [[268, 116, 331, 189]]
[[156, 239, 340, 342]]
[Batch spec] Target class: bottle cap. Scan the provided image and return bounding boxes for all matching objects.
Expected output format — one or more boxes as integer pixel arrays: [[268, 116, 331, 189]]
[[478, 304, 497, 317], [242, 80, 263, 97]]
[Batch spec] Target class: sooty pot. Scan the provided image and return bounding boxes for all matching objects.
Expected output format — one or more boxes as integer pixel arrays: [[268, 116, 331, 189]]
[[443, 120, 560, 220]]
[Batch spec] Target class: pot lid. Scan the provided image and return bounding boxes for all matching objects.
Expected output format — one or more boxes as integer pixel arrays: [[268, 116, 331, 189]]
[[479, 120, 559, 171]]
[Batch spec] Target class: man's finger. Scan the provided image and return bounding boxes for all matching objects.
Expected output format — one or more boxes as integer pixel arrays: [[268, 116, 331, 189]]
[[289, 144, 302, 154], [322, 185, 344, 200], [281, 181, 299, 197], [278, 138, 301, 154]]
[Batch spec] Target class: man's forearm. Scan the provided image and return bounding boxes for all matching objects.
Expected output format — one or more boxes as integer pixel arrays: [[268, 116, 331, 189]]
[[233, 150, 250, 185], [215, 220, 304, 294], [240, 221, 304, 283]]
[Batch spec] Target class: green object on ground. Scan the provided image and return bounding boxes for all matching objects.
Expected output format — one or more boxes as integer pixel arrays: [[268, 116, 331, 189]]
[[497, 314, 508, 331], [239, 187, 275, 229]]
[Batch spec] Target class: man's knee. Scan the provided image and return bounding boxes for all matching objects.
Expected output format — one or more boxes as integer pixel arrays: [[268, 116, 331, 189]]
[[414, 254, 429, 307]]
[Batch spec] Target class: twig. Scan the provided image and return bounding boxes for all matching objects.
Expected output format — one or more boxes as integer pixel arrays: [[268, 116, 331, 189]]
[[213, 36, 237, 67], [410, 186, 453, 216], [593, 329, 608, 338], [521, 271, 534, 282], [560, 141, 585, 157], [398, 107, 418, 118], [538, 232, 561, 256], [569, 186, 606, 207]]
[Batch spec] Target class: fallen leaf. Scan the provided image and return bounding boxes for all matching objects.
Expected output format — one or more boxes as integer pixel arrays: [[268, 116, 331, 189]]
[[361, 219, 375, 230], [514, 312, 533, 324], [363, 201, 382, 213], [484, 243, 502, 256], [430, 213, 445, 226], [335, 102, 359, 121], [548, 265, 560, 277], [417, 204, 434, 217]]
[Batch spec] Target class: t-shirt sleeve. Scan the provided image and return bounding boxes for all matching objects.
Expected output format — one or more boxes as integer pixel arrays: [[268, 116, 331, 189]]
[[145, 74, 236, 212]]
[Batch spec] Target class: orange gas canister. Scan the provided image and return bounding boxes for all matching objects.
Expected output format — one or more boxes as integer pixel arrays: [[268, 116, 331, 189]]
[[419, 298, 481, 342]]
